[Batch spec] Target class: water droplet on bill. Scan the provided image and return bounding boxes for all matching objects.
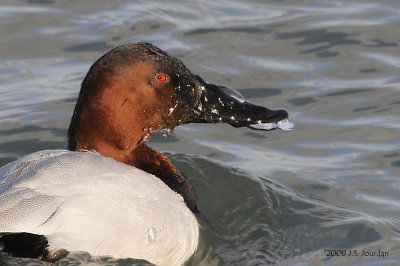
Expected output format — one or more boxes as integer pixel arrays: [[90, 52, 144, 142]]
[[249, 118, 294, 131], [218, 86, 245, 103], [161, 128, 174, 137], [148, 227, 156, 242]]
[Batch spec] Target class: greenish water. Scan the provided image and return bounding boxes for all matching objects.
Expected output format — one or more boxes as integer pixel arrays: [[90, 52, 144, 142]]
[[1, 0, 400, 265]]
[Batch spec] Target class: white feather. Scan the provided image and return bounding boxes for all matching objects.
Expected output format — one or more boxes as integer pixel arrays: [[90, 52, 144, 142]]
[[0, 150, 198, 266]]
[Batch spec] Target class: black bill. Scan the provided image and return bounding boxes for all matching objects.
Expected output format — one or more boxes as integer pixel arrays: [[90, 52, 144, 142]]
[[189, 76, 294, 131]]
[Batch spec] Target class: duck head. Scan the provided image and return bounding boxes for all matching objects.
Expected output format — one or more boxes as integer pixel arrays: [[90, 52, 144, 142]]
[[67, 42, 293, 211], [68, 42, 292, 153]]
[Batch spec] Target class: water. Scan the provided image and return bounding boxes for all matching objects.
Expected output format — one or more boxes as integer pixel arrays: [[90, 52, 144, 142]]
[[1, 0, 400, 265]]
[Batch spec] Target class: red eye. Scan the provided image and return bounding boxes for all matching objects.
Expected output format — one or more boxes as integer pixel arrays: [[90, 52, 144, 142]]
[[156, 73, 168, 82]]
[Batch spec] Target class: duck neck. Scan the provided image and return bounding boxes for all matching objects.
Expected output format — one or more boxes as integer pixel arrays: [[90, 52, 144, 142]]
[[129, 144, 197, 212], [69, 136, 198, 212]]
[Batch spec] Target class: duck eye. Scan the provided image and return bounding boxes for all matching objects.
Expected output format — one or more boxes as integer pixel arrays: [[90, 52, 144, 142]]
[[156, 73, 168, 82]]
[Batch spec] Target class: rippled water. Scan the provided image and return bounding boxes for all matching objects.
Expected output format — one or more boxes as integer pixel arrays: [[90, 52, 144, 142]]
[[1, 0, 400, 265]]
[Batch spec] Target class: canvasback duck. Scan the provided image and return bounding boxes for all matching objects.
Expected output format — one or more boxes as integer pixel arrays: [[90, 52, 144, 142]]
[[0, 42, 293, 265]]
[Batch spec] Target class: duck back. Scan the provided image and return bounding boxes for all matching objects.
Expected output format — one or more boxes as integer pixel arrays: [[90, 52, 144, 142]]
[[0, 150, 198, 265]]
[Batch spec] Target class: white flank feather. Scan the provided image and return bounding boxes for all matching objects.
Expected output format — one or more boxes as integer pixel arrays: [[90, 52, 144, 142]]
[[0, 150, 198, 265]]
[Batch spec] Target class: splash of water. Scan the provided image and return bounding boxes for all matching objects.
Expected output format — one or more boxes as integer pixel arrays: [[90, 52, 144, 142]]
[[161, 128, 174, 137], [249, 118, 294, 131]]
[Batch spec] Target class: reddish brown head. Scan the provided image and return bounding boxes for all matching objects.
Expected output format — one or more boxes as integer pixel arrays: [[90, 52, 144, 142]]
[[68, 43, 201, 160]]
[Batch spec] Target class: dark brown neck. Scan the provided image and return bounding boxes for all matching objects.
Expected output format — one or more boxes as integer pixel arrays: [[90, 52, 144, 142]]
[[129, 144, 197, 212], [68, 135, 197, 212]]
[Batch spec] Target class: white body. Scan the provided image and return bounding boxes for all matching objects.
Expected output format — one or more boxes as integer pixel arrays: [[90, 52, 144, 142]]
[[0, 150, 198, 266]]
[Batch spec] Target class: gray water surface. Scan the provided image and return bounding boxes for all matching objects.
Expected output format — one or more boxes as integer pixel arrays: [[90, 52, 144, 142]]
[[1, 0, 400, 265]]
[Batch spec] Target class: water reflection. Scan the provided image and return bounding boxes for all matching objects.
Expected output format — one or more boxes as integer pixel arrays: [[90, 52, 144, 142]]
[[235, 55, 328, 72]]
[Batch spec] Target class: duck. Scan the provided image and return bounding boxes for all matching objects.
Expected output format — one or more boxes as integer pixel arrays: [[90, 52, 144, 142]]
[[0, 42, 293, 265]]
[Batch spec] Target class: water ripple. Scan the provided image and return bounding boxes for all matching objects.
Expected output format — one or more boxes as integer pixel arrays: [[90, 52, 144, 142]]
[[299, 114, 400, 129], [359, 52, 400, 69], [290, 75, 400, 96], [0, 4, 63, 18]]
